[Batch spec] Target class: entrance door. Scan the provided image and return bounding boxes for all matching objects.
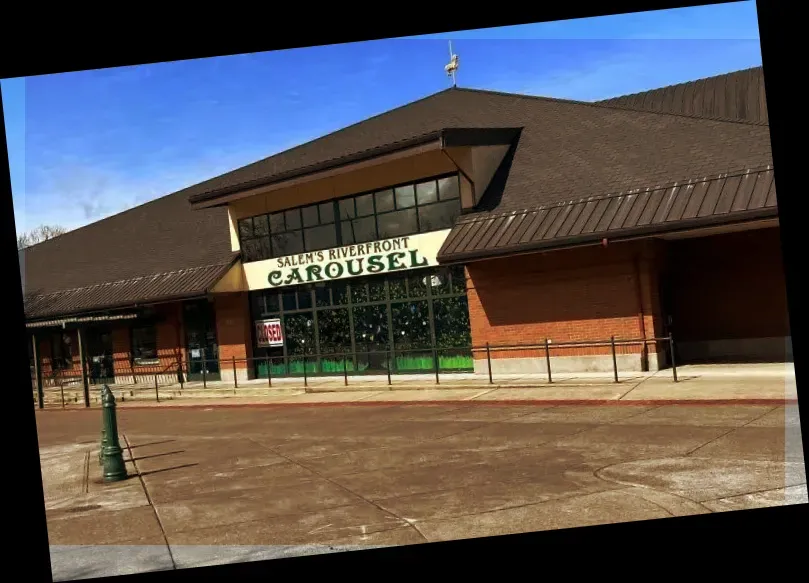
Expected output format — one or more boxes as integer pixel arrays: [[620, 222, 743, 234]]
[[86, 327, 115, 385], [184, 300, 221, 381]]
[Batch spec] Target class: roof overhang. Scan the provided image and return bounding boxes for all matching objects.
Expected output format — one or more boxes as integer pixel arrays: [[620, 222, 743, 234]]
[[23, 257, 239, 322], [188, 127, 521, 209], [438, 166, 778, 264], [26, 312, 141, 330]]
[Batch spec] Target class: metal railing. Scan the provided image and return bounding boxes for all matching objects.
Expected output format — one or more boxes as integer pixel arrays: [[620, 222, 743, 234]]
[[32, 334, 678, 408]]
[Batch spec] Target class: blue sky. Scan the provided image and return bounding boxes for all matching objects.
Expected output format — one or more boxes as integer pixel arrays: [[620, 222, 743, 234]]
[[2, 1, 762, 235]]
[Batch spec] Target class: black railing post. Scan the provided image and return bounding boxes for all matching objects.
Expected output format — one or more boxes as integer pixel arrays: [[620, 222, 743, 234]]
[[611, 336, 619, 383], [343, 353, 348, 386], [545, 339, 552, 383], [232, 356, 238, 390], [433, 348, 440, 385], [669, 334, 678, 382], [178, 358, 184, 391], [386, 350, 392, 386], [267, 357, 272, 388], [201, 348, 207, 389], [60, 382, 65, 408], [154, 372, 159, 402], [486, 343, 493, 384], [303, 356, 308, 388]]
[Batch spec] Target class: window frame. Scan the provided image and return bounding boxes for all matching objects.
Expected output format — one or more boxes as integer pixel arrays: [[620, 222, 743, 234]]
[[131, 325, 159, 366], [50, 332, 74, 370], [238, 173, 461, 264]]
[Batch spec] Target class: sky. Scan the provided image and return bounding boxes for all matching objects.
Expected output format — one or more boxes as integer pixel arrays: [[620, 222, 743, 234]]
[[2, 1, 763, 236]]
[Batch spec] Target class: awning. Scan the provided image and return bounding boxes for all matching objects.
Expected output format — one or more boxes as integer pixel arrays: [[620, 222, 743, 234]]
[[26, 313, 140, 329], [23, 259, 237, 321], [438, 166, 777, 263]]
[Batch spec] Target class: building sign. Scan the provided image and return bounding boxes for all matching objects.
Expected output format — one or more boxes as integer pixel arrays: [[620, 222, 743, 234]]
[[243, 229, 452, 291], [255, 318, 284, 347]]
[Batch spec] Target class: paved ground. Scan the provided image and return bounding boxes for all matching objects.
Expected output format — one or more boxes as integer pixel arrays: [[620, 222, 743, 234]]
[[38, 396, 806, 580]]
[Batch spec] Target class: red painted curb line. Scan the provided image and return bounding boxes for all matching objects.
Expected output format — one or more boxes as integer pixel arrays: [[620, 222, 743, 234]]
[[36, 398, 800, 412]]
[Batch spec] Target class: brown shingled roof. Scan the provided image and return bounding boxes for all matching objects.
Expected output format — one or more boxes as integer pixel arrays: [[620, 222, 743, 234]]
[[20, 185, 235, 320], [596, 66, 768, 125], [182, 87, 772, 214], [20, 68, 774, 320]]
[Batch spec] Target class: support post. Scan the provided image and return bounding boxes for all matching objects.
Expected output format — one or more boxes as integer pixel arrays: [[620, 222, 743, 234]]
[[386, 350, 392, 386], [32, 334, 44, 409], [232, 356, 238, 391], [303, 356, 308, 388], [343, 353, 348, 386], [545, 339, 552, 383], [669, 334, 678, 382], [77, 329, 90, 407], [267, 357, 272, 387], [486, 343, 493, 385], [433, 348, 440, 385], [154, 373, 159, 402]]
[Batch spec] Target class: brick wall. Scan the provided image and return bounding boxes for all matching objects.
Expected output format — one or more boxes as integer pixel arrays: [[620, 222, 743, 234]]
[[37, 330, 85, 386], [466, 240, 664, 371], [214, 292, 253, 380]]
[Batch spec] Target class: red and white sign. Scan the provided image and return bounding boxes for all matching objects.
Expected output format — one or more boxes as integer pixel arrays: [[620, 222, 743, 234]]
[[255, 318, 284, 347]]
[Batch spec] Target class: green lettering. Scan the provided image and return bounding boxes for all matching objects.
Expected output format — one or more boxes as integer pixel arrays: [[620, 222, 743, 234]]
[[268, 271, 283, 286], [284, 268, 304, 285], [367, 255, 385, 273], [306, 265, 324, 281], [346, 258, 365, 276], [325, 262, 344, 279], [409, 249, 429, 268], [387, 251, 407, 271]]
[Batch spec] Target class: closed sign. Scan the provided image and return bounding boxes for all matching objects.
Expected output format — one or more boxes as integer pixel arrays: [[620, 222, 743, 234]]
[[255, 319, 284, 347]]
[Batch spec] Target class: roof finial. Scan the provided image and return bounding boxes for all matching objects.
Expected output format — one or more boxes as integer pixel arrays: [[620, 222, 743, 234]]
[[445, 41, 459, 87]]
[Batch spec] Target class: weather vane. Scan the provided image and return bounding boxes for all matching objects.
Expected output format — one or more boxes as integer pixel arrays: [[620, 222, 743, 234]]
[[445, 41, 459, 87]]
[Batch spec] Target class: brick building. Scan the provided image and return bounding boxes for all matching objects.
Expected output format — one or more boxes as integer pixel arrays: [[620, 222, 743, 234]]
[[20, 66, 787, 400]]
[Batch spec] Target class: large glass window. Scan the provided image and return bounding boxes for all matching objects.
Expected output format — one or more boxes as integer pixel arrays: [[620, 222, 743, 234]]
[[238, 174, 461, 264], [131, 326, 158, 365], [249, 264, 471, 377]]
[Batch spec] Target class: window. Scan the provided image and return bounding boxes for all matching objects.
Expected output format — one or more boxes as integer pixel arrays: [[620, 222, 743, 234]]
[[50, 332, 73, 370], [237, 174, 462, 263], [131, 326, 158, 365]]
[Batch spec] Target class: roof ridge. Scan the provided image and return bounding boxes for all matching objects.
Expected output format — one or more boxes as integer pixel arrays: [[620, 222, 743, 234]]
[[451, 85, 768, 128], [458, 164, 775, 224], [597, 66, 763, 103], [185, 87, 457, 198], [24, 260, 234, 299]]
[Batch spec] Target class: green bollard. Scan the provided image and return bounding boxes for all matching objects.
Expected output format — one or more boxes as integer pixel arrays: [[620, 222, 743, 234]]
[[99, 385, 110, 466], [101, 386, 128, 483]]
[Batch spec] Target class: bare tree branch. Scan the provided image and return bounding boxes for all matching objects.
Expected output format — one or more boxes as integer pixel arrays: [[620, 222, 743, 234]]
[[17, 225, 68, 249]]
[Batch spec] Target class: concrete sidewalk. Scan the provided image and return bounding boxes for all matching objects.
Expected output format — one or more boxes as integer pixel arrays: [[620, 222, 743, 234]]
[[36, 363, 798, 410]]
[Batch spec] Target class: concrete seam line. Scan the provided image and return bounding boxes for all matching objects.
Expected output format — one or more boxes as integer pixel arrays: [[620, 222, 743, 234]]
[[683, 405, 782, 458], [245, 437, 431, 544], [122, 433, 177, 570]]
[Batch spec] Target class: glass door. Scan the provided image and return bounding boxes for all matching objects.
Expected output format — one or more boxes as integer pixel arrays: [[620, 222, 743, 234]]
[[184, 299, 221, 381]]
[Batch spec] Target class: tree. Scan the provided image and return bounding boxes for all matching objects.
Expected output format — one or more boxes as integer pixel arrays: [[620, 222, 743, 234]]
[[17, 224, 67, 250]]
